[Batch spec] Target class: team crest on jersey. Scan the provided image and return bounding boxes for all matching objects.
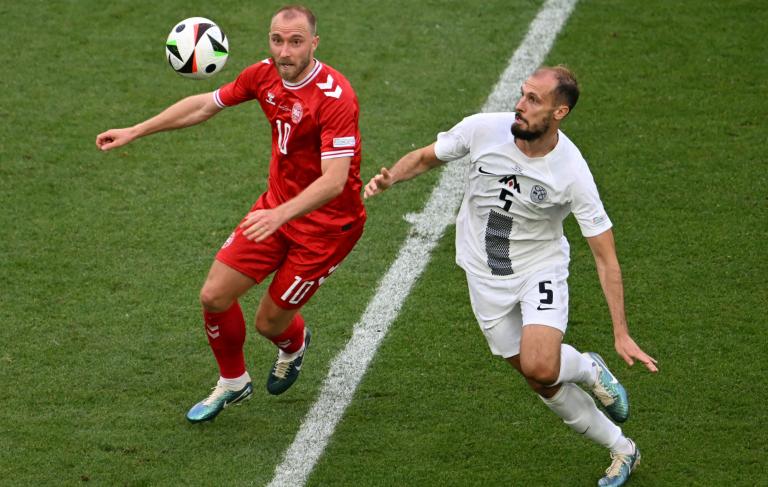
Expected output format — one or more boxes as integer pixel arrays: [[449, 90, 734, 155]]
[[291, 102, 303, 123], [530, 185, 548, 203]]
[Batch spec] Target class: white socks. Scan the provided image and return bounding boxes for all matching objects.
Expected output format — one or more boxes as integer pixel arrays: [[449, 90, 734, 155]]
[[219, 371, 251, 390], [541, 383, 622, 449], [541, 344, 632, 454], [553, 344, 596, 386], [609, 435, 635, 455]]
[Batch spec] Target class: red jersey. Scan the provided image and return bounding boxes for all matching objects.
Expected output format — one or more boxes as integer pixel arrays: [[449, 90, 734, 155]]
[[213, 58, 365, 236]]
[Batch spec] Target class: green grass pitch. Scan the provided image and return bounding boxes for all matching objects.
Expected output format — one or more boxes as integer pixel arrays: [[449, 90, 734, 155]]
[[1, 0, 765, 485]]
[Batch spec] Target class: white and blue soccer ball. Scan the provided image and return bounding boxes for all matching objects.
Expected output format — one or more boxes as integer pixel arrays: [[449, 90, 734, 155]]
[[165, 17, 228, 79]]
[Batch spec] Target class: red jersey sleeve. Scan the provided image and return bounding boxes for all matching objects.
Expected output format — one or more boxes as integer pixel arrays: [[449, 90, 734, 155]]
[[316, 76, 360, 160], [213, 59, 272, 108]]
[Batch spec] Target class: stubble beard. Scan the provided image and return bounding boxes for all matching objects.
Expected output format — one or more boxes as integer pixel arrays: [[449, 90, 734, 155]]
[[278, 52, 313, 83], [511, 118, 550, 141]]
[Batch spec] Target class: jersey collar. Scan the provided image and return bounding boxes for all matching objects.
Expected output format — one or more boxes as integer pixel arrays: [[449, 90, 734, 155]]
[[282, 59, 323, 90]]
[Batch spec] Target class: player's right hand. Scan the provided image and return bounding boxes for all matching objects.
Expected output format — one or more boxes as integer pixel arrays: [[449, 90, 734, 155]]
[[363, 167, 394, 199], [95, 128, 136, 151]]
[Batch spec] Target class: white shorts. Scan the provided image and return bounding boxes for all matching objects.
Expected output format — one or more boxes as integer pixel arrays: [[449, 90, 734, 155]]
[[465, 265, 570, 358]]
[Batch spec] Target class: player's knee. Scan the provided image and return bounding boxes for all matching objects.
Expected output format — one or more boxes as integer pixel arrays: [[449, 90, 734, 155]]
[[526, 378, 556, 397], [199, 285, 233, 312], [520, 358, 559, 386]]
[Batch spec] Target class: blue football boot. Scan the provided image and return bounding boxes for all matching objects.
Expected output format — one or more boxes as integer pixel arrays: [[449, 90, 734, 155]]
[[585, 352, 630, 423], [267, 328, 311, 395], [186, 380, 253, 423], [598, 439, 641, 486]]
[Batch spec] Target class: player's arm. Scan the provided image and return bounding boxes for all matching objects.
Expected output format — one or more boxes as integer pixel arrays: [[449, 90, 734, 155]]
[[587, 229, 659, 372], [240, 156, 352, 242], [364, 143, 444, 198], [96, 92, 222, 151]]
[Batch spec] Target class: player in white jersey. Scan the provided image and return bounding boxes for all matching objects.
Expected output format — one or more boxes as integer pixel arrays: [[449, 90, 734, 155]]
[[364, 66, 658, 487]]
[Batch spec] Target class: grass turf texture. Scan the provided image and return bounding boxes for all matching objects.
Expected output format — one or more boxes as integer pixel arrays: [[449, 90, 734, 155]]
[[1, 0, 765, 485]]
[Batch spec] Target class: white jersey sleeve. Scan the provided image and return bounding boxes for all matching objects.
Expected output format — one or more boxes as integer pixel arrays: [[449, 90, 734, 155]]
[[434, 117, 473, 162], [569, 166, 613, 238]]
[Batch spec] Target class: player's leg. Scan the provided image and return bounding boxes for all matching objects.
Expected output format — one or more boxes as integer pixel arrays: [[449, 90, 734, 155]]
[[260, 224, 364, 395], [517, 269, 638, 485], [514, 325, 620, 443], [522, 268, 629, 422], [187, 199, 289, 422], [187, 260, 257, 423], [517, 324, 564, 397], [199, 260, 257, 377]]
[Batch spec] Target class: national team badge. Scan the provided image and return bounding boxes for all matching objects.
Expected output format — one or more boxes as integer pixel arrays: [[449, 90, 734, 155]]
[[222, 231, 235, 249], [530, 185, 548, 203], [291, 102, 303, 124]]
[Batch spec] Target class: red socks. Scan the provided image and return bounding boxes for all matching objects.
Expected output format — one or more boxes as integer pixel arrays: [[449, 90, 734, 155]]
[[203, 304, 305, 377], [268, 313, 306, 354], [203, 301, 246, 379]]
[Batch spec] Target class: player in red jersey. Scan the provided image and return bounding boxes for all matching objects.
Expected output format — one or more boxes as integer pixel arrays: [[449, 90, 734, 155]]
[[96, 5, 365, 423]]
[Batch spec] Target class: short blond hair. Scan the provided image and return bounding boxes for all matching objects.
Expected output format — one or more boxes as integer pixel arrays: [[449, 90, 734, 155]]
[[273, 5, 317, 35]]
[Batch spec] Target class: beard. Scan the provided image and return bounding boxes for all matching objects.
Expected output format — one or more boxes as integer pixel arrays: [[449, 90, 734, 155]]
[[276, 52, 313, 82], [511, 117, 550, 141]]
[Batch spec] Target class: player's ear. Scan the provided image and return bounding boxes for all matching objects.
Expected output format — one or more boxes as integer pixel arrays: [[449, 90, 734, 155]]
[[553, 104, 570, 121]]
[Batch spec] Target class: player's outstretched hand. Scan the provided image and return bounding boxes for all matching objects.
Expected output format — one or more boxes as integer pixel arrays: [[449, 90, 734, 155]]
[[96, 128, 137, 151], [364, 167, 394, 199], [615, 334, 658, 372], [240, 208, 286, 242]]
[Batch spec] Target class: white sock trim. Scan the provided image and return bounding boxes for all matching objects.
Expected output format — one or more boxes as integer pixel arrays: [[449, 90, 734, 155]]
[[219, 371, 251, 389], [609, 436, 635, 455], [278, 342, 305, 361]]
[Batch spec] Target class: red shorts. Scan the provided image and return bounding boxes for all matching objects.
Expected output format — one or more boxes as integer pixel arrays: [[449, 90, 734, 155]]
[[215, 197, 364, 310]]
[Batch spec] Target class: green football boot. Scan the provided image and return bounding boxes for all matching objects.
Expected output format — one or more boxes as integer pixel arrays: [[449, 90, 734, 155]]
[[185, 380, 253, 423], [598, 439, 641, 486], [585, 352, 630, 423], [267, 328, 311, 395]]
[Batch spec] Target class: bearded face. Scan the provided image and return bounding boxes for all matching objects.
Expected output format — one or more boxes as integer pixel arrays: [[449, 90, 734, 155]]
[[511, 111, 552, 141]]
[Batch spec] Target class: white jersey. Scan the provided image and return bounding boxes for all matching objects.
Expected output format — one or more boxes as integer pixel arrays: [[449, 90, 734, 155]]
[[434, 112, 612, 279]]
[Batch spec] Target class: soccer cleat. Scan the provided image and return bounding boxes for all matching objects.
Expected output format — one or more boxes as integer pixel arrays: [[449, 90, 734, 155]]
[[266, 328, 311, 395], [585, 352, 630, 423], [598, 439, 641, 486], [185, 380, 253, 423]]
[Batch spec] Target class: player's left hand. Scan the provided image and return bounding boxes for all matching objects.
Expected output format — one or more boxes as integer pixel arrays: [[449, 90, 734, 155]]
[[614, 334, 658, 373], [240, 208, 286, 242]]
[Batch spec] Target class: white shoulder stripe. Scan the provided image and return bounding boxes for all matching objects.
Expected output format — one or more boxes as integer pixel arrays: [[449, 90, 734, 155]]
[[213, 89, 227, 108], [321, 150, 355, 159]]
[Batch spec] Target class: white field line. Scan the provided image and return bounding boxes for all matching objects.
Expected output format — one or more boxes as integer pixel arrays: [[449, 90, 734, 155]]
[[267, 1, 578, 485]]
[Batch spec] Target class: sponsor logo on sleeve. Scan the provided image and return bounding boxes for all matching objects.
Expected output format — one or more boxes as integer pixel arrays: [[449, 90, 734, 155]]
[[333, 136, 355, 148]]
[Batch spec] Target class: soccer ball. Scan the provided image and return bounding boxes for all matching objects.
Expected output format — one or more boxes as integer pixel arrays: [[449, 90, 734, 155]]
[[165, 17, 229, 79]]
